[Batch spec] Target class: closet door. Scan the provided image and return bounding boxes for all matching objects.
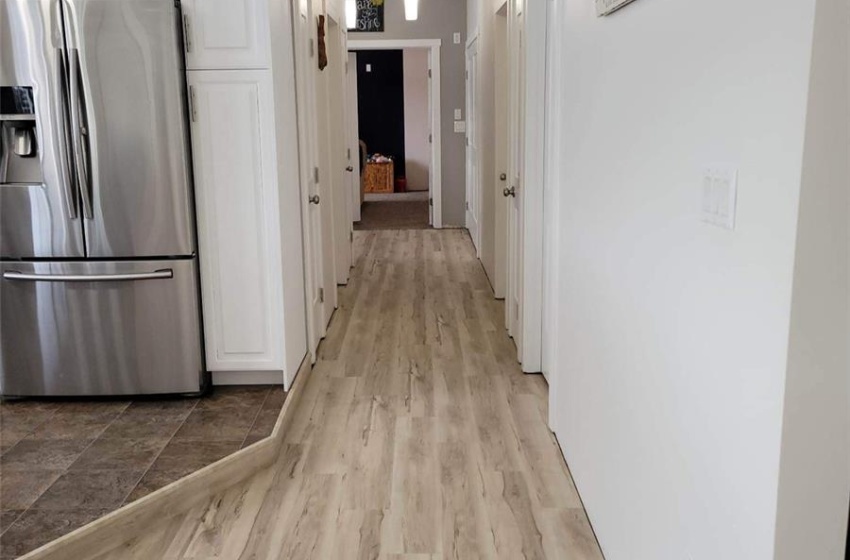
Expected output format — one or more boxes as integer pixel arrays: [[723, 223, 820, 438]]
[[181, 0, 270, 70], [187, 69, 283, 371]]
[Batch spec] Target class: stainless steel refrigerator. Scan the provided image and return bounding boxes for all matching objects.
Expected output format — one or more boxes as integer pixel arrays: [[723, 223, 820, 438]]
[[0, 0, 205, 396]]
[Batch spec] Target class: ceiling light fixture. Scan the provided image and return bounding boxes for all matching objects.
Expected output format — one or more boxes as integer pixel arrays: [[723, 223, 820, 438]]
[[346, 0, 357, 29], [404, 0, 418, 21]]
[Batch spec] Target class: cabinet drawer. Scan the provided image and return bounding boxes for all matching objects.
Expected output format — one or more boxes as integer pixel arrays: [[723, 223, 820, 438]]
[[0, 259, 204, 396]]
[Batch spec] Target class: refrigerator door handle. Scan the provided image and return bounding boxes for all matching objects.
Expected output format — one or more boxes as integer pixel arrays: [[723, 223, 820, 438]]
[[3, 269, 174, 282], [68, 47, 94, 220], [56, 48, 78, 220]]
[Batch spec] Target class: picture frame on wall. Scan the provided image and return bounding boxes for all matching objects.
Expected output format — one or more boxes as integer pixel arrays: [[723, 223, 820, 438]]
[[351, 0, 385, 32]]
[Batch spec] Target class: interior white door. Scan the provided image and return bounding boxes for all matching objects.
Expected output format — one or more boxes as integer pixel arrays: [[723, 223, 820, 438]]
[[293, 1, 325, 357], [347, 52, 362, 223], [465, 38, 481, 254], [314, 15, 338, 324], [506, 3, 524, 358], [327, 19, 352, 283], [494, 7, 509, 300]]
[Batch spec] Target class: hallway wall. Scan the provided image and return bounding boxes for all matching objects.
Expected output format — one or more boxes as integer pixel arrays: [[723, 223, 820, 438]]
[[402, 48, 430, 191], [348, 0, 467, 225], [546, 0, 847, 558]]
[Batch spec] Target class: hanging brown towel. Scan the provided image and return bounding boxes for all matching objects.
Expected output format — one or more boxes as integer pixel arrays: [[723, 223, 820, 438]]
[[317, 15, 328, 70]]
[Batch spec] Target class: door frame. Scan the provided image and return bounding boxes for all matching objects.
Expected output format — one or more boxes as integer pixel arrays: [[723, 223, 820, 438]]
[[519, 0, 547, 374], [493, 2, 509, 300], [347, 52, 362, 223], [505, 0, 524, 356], [324, 15, 353, 286], [347, 38, 443, 229], [541, 0, 564, 430], [465, 32, 482, 255], [503, 0, 547, 373], [291, 0, 330, 361]]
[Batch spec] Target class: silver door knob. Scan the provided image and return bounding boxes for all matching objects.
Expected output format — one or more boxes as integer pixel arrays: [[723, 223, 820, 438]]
[[345, 166, 354, 172], [309, 195, 320, 205], [503, 186, 516, 197]]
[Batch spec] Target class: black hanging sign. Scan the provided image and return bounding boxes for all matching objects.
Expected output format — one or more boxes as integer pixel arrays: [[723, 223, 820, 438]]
[[351, 0, 384, 32]]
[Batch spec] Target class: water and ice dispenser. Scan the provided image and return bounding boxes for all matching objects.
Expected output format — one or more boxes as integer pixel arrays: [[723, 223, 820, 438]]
[[0, 86, 42, 185]]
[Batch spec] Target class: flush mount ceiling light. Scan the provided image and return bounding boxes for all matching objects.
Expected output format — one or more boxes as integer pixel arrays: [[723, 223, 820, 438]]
[[346, 0, 357, 29], [404, 0, 418, 21]]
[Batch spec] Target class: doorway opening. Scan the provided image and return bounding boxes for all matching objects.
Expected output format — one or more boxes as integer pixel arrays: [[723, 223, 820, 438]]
[[347, 39, 442, 231]]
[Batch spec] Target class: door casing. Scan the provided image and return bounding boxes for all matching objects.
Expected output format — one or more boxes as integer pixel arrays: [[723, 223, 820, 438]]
[[348, 39, 443, 229], [292, 0, 326, 360], [466, 35, 482, 254], [347, 52, 362, 223]]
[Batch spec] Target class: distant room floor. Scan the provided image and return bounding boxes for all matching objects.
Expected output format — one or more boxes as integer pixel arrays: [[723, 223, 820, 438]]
[[355, 199, 430, 231], [0, 386, 285, 559]]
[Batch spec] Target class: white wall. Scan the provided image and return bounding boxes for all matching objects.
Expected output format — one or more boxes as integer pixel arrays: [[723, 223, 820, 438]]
[[402, 49, 430, 191], [547, 0, 833, 559], [774, 0, 850, 557]]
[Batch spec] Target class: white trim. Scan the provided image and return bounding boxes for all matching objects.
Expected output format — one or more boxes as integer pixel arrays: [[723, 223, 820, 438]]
[[212, 371, 285, 386], [326, 0, 343, 24], [431, 46, 442, 229], [348, 38, 442, 49], [465, 33, 481, 253], [347, 52, 362, 223], [519, 0, 547, 374], [465, 28, 479, 50], [347, 39, 443, 228], [542, 0, 564, 421]]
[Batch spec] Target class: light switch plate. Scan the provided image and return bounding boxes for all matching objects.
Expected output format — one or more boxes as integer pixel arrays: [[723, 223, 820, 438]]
[[701, 166, 738, 230], [454, 121, 466, 133], [453, 32, 462, 44], [454, 109, 462, 120]]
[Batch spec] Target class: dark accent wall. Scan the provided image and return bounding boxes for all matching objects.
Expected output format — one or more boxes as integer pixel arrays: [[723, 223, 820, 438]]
[[354, 50, 405, 179]]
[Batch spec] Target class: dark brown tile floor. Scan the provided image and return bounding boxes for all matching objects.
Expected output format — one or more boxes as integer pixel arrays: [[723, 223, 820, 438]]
[[354, 200, 431, 230], [0, 385, 285, 559]]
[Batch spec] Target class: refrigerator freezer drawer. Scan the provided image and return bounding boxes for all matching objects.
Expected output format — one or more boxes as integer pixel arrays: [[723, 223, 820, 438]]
[[0, 259, 204, 397]]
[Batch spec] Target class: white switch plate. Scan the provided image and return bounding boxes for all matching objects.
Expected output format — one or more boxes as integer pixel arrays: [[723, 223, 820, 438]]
[[701, 166, 738, 230], [454, 121, 466, 133], [453, 32, 462, 44], [366, 64, 372, 72], [454, 109, 462, 120]]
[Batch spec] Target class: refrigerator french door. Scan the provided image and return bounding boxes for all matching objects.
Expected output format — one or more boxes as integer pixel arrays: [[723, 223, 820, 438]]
[[0, 0, 205, 396]]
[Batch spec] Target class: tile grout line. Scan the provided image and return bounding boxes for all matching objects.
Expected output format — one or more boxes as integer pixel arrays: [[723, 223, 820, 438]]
[[118, 399, 201, 507], [2, 401, 130, 550], [238, 388, 273, 450]]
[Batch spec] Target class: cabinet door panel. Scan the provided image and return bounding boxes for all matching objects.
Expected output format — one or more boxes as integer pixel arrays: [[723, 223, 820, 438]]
[[182, 0, 269, 70], [188, 70, 282, 371]]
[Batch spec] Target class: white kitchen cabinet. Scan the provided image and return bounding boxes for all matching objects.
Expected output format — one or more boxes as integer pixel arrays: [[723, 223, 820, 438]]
[[187, 69, 284, 372], [181, 0, 270, 70]]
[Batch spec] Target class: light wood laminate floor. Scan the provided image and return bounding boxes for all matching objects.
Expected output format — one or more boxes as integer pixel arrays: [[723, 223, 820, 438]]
[[95, 229, 603, 560]]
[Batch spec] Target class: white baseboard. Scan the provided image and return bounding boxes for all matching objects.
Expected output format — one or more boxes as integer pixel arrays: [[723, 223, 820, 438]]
[[211, 370, 284, 386]]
